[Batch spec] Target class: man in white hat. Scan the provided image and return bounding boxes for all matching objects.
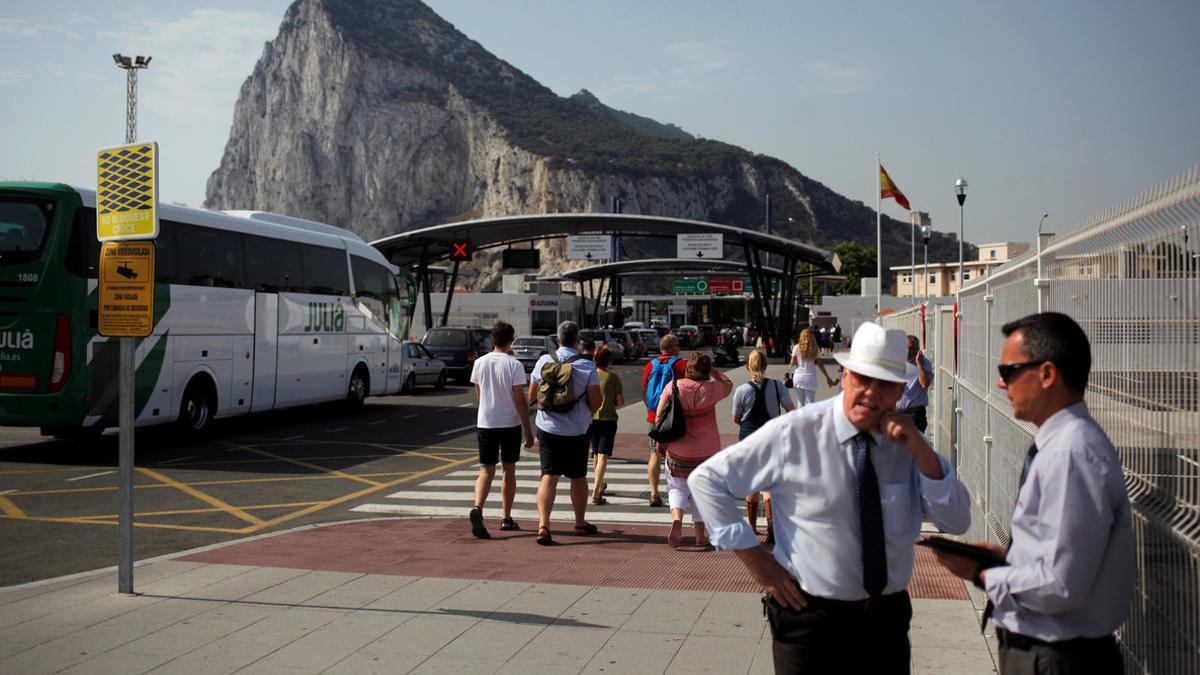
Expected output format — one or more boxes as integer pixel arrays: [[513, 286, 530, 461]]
[[689, 322, 971, 674]]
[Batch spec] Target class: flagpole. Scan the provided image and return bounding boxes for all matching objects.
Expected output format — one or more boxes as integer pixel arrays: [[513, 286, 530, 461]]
[[876, 153, 881, 323]]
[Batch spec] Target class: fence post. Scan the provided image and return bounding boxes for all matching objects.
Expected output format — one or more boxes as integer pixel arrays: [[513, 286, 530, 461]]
[[982, 283, 994, 531]]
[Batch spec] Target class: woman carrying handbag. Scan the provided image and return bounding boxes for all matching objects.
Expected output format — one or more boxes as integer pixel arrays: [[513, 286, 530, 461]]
[[653, 354, 733, 549]]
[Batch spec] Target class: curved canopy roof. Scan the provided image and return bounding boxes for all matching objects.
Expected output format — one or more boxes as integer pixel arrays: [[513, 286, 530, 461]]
[[370, 213, 838, 272], [558, 258, 784, 282]]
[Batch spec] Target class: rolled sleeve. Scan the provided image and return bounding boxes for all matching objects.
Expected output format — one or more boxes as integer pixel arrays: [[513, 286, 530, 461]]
[[688, 460, 762, 551]]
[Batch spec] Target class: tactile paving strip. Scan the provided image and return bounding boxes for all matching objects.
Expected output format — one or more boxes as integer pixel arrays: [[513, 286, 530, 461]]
[[179, 517, 968, 599]]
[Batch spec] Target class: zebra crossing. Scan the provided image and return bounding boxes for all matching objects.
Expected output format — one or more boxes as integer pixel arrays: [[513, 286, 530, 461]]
[[350, 460, 678, 525]]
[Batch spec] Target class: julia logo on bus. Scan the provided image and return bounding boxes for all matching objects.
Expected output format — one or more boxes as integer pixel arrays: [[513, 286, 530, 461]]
[[304, 302, 345, 332]]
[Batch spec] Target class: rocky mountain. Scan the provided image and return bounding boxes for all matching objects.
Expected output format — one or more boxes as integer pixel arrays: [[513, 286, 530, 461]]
[[205, 0, 968, 290]]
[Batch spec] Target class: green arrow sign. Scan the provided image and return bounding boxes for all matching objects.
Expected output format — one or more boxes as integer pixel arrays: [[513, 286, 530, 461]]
[[673, 278, 709, 294]]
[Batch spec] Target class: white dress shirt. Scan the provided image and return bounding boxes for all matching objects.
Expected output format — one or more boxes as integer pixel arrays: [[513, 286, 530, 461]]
[[689, 393, 971, 600], [986, 401, 1135, 640]]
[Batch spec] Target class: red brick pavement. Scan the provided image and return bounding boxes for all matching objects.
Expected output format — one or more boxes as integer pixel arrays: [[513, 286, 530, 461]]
[[179, 518, 967, 600]]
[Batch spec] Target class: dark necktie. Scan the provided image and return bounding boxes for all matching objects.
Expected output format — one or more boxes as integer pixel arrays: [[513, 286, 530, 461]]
[[980, 441, 1039, 632], [855, 433, 887, 597]]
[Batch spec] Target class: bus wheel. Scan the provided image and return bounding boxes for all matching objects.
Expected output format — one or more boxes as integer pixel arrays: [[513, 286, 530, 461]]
[[434, 369, 447, 390], [178, 380, 214, 434], [347, 366, 369, 409]]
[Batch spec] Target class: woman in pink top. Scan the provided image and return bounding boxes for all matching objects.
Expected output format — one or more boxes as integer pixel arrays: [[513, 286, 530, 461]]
[[655, 353, 734, 549]]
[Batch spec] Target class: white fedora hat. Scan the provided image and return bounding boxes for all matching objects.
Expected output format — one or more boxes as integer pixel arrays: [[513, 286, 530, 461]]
[[833, 323, 916, 383]]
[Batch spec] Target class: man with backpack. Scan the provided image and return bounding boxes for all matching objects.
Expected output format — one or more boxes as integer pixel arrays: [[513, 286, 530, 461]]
[[642, 334, 688, 507], [527, 321, 602, 546]]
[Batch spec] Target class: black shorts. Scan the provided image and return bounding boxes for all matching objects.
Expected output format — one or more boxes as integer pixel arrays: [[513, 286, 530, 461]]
[[537, 429, 589, 479], [588, 419, 618, 456], [477, 426, 522, 466]]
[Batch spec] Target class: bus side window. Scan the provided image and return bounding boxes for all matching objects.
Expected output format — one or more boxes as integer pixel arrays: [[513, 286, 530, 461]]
[[154, 222, 178, 284], [301, 245, 350, 295], [66, 207, 100, 278], [244, 235, 301, 292], [177, 224, 245, 288]]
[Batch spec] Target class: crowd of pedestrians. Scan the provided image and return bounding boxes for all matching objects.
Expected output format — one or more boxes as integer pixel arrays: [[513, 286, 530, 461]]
[[464, 315, 1132, 675]]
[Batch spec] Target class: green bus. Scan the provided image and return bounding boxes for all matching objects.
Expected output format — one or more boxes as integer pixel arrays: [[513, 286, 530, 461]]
[[0, 182, 416, 436]]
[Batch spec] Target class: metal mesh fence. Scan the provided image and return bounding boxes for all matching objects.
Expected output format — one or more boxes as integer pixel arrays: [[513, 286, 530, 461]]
[[882, 165, 1200, 673]]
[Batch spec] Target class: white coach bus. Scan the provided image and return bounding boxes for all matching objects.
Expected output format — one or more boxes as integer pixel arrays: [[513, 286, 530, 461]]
[[0, 182, 409, 435]]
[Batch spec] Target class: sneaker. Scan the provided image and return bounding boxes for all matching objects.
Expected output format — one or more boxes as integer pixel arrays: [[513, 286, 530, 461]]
[[469, 507, 490, 539]]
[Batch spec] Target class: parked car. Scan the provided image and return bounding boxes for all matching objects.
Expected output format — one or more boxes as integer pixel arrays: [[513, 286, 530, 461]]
[[421, 326, 492, 382], [606, 330, 636, 360], [622, 330, 644, 359], [579, 329, 626, 362], [697, 323, 717, 347], [512, 335, 558, 372], [402, 342, 447, 392], [637, 329, 661, 354], [621, 321, 644, 331], [673, 324, 699, 349]]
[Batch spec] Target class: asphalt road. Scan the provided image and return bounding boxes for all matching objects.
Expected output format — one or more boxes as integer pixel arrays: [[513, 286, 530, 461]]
[[0, 352, 706, 586]]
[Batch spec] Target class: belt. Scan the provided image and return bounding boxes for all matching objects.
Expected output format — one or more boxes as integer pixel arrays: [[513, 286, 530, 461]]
[[995, 628, 1115, 651], [767, 590, 908, 613]]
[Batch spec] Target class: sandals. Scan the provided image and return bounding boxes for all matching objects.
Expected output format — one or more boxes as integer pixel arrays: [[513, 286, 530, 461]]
[[667, 520, 683, 549], [591, 496, 608, 505], [536, 526, 554, 546], [574, 522, 599, 535], [499, 517, 519, 531]]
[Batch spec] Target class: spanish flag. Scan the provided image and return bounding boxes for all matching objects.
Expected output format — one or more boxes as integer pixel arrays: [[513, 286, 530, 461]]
[[879, 164, 910, 210]]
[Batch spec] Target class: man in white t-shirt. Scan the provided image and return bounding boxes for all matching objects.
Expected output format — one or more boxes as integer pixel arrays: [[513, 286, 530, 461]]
[[468, 320, 534, 539]]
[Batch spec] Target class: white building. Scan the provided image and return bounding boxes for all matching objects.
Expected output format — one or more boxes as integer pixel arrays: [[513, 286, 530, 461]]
[[891, 242, 1030, 298]]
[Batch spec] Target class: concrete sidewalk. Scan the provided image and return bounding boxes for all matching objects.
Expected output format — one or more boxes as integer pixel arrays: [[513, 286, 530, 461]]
[[0, 516, 997, 674]]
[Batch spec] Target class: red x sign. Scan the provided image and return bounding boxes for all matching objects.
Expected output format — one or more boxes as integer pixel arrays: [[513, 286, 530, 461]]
[[451, 242, 470, 259]]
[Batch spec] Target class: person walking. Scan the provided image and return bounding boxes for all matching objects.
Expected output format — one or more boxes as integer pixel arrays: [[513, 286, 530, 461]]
[[467, 320, 534, 539], [688, 322, 971, 674], [789, 328, 835, 407], [588, 344, 623, 505], [654, 353, 734, 549], [731, 349, 795, 544], [932, 312, 1134, 675], [527, 321, 602, 546], [642, 334, 687, 507], [895, 335, 934, 434], [832, 324, 843, 352]]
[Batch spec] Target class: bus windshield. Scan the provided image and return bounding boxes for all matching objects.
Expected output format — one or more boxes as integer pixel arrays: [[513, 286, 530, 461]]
[[0, 197, 54, 265]]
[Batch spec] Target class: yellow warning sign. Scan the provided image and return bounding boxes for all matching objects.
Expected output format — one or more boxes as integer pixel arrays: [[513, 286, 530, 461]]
[[99, 241, 156, 337], [96, 141, 159, 241]]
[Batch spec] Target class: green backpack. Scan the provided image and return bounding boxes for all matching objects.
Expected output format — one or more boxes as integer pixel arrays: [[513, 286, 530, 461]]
[[537, 353, 584, 412]]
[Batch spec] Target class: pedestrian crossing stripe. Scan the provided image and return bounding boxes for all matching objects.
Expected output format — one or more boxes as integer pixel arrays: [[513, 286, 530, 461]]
[[350, 462, 677, 525]]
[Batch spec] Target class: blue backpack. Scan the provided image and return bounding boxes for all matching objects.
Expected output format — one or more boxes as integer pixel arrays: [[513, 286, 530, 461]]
[[644, 356, 681, 410]]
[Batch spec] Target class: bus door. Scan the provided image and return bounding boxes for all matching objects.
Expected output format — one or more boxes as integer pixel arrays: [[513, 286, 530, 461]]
[[250, 292, 278, 412]]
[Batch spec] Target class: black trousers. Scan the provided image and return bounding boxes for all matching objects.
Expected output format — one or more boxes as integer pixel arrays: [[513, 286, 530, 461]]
[[997, 629, 1123, 675], [764, 591, 912, 675]]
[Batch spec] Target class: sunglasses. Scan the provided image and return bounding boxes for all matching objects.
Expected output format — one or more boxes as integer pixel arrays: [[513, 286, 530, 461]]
[[997, 361, 1044, 383]]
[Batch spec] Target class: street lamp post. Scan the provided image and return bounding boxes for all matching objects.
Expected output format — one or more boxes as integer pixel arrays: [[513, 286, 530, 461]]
[[112, 54, 151, 144], [955, 178, 967, 298], [921, 225, 931, 303], [111, 52, 150, 597]]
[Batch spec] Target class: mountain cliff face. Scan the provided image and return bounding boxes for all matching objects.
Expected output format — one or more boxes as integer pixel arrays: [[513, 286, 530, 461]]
[[205, 0, 965, 290]]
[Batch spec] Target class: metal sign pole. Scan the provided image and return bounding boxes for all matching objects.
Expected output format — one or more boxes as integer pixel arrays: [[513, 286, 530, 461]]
[[118, 336, 134, 594]]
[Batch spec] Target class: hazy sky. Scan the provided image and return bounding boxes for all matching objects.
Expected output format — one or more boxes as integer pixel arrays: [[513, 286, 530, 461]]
[[2, 0, 1197, 247]]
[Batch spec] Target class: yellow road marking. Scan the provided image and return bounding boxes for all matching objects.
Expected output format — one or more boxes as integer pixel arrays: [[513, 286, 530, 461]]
[[137, 467, 267, 527], [0, 495, 26, 518], [236, 454, 477, 534], [0, 514, 244, 534], [72, 501, 325, 519], [227, 443, 383, 487], [9, 471, 426, 497]]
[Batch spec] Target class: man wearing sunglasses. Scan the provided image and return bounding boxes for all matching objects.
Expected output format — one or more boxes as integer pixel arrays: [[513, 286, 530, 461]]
[[933, 312, 1134, 675]]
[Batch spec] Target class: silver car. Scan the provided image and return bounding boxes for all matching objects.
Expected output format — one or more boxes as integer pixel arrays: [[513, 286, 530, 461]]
[[402, 341, 447, 392], [512, 335, 558, 372]]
